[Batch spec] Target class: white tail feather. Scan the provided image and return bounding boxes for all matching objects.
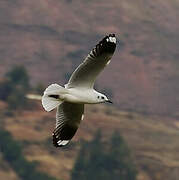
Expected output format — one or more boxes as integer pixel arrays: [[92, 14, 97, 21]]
[[44, 84, 66, 94], [42, 84, 66, 112], [42, 94, 62, 112]]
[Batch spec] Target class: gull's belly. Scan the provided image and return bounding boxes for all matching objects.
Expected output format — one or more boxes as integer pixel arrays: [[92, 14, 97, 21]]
[[65, 88, 96, 104]]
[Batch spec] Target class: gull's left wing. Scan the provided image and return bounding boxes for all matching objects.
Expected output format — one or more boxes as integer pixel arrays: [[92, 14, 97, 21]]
[[53, 102, 84, 147], [66, 34, 117, 89]]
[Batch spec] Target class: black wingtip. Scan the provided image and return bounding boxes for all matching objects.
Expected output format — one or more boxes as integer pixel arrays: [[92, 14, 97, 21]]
[[95, 34, 117, 55], [52, 133, 60, 147], [52, 124, 77, 148], [52, 133, 70, 148]]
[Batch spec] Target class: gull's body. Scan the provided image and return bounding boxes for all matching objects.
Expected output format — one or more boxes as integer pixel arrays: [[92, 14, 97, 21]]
[[54, 88, 106, 104], [42, 34, 117, 147]]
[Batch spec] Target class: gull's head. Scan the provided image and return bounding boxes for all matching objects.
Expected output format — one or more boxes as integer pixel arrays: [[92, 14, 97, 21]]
[[96, 93, 112, 104]]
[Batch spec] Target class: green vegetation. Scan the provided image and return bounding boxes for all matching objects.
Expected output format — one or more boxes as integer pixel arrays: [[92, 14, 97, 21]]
[[71, 130, 137, 180], [6, 65, 30, 89], [0, 128, 58, 180], [0, 65, 30, 110], [34, 82, 45, 95]]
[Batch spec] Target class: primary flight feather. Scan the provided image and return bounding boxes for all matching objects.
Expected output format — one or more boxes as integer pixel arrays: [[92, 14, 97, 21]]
[[42, 34, 117, 147]]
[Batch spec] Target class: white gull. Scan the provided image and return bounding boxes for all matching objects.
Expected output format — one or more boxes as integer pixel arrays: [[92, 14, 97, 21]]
[[42, 34, 117, 147]]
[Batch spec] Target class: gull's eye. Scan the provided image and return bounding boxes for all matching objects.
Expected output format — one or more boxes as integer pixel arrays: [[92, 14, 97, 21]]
[[101, 96, 104, 99]]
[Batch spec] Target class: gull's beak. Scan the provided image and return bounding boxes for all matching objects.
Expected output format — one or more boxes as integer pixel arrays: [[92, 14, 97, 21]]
[[106, 100, 113, 104]]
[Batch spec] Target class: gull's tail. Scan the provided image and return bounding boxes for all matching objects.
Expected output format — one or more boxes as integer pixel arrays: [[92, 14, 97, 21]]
[[42, 84, 66, 112]]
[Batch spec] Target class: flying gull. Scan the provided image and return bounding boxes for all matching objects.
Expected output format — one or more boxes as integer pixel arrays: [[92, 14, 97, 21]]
[[42, 34, 117, 147]]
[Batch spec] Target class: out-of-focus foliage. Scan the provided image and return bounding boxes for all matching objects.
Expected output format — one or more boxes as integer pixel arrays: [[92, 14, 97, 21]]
[[71, 130, 137, 180], [6, 65, 30, 90], [0, 128, 58, 180], [34, 82, 45, 95], [0, 65, 30, 110]]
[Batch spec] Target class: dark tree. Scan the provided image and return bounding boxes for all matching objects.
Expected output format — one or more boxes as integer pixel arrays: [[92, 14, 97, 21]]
[[107, 131, 137, 180], [0, 65, 31, 110], [71, 130, 137, 180], [6, 65, 30, 91]]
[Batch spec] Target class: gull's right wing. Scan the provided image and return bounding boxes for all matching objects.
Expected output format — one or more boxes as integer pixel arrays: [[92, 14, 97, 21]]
[[66, 34, 117, 89]]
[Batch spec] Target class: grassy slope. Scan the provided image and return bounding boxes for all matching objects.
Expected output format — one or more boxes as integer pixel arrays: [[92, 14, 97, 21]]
[[0, 0, 179, 115], [1, 101, 179, 180]]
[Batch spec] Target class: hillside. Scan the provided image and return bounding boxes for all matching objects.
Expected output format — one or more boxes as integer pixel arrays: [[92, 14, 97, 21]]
[[0, 0, 179, 115], [0, 100, 179, 180]]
